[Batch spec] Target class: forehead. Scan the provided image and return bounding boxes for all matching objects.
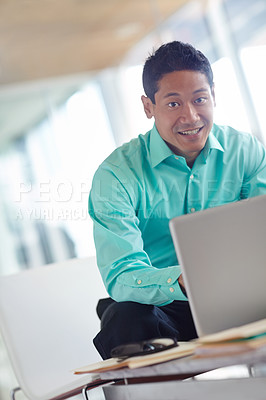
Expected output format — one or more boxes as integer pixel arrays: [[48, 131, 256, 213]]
[[157, 70, 210, 96]]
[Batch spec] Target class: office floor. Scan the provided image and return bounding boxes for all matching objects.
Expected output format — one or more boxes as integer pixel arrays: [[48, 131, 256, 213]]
[[0, 333, 105, 400], [0, 335, 23, 400], [0, 335, 24, 400], [0, 337, 83, 400]]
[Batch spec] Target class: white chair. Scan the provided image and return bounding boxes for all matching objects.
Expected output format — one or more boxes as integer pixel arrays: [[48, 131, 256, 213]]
[[0, 256, 108, 400]]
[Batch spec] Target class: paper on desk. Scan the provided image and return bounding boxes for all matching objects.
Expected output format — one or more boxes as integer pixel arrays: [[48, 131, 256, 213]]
[[74, 341, 197, 374], [195, 336, 266, 358], [74, 357, 126, 374], [198, 319, 266, 343], [126, 341, 197, 369], [74, 319, 266, 375]]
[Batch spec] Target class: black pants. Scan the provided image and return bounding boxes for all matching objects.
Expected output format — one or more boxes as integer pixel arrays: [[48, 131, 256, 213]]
[[93, 298, 198, 359]]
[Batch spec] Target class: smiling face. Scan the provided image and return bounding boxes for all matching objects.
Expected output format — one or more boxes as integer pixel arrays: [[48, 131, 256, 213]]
[[142, 70, 216, 167]]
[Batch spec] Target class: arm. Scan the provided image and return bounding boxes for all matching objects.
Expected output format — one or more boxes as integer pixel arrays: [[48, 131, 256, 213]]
[[241, 135, 266, 198], [89, 166, 187, 306]]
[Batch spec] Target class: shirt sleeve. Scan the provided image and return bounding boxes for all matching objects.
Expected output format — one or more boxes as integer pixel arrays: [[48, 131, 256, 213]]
[[88, 165, 187, 306], [241, 135, 266, 198]]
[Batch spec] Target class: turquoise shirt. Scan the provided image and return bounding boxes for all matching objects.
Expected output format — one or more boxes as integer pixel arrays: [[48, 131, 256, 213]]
[[89, 124, 266, 306]]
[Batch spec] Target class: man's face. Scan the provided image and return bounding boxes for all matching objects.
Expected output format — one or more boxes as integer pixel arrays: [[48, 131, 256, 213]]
[[142, 70, 215, 166]]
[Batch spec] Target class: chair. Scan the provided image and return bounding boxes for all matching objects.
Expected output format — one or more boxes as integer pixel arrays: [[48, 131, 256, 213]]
[[0, 256, 108, 400]]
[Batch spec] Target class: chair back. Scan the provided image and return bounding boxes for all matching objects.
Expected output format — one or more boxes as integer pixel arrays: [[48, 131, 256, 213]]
[[0, 256, 108, 400]]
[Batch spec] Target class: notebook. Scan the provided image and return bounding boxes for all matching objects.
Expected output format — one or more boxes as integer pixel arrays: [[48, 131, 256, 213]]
[[169, 194, 266, 337]]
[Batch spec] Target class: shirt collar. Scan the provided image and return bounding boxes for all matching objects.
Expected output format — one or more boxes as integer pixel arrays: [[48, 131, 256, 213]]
[[202, 127, 224, 159], [150, 123, 224, 168], [150, 124, 173, 168]]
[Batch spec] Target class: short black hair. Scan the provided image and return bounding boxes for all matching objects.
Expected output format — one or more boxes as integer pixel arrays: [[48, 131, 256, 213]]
[[142, 41, 214, 104]]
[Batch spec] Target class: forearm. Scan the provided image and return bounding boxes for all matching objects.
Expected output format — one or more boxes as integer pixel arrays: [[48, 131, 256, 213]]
[[89, 166, 188, 305], [101, 257, 188, 305]]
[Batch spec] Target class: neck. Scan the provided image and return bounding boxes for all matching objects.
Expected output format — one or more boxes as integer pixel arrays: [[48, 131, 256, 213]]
[[165, 141, 199, 168], [186, 158, 195, 168]]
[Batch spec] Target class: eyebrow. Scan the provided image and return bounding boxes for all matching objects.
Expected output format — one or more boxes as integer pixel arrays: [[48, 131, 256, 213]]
[[163, 88, 209, 99]]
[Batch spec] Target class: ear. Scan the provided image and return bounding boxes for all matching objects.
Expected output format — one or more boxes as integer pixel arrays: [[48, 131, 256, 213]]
[[211, 83, 216, 107], [141, 95, 155, 119]]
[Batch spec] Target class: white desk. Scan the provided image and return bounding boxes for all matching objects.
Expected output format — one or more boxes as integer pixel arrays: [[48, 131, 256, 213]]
[[87, 346, 266, 399], [103, 377, 266, 400], [100, 345, 266, 381]]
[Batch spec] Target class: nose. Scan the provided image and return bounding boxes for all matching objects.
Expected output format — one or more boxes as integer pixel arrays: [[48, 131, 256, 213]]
[[178, 103, 200, 125]]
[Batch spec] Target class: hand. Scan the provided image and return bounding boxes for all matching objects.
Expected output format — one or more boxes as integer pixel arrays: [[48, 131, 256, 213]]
[[178, 274, 187, 296]]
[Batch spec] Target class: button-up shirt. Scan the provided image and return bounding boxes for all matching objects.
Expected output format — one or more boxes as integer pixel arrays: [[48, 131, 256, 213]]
[[89, 123, 266, 306]]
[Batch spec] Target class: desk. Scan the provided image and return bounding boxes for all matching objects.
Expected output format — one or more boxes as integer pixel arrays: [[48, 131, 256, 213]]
[[100, 345, 266, 380], [88, 346, 266, 399], [103, 377, 266, 400]]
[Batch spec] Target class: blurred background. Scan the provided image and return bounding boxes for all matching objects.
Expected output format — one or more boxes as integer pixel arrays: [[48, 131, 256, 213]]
[[0, 0, 266, 397]]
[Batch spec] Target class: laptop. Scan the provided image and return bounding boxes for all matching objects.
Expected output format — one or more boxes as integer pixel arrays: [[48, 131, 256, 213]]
[[169, 194, 266, 337]]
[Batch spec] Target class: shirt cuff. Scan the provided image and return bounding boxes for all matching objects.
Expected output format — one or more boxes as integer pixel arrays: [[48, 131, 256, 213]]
[[132, 264, 187, 301], [116, 264, 188, 302], [159, 264, 188, 301]]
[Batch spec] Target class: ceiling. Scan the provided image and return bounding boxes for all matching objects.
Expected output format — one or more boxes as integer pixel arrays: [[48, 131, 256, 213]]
[[0, 0, 189, 149], [0, 0, 189, 85]]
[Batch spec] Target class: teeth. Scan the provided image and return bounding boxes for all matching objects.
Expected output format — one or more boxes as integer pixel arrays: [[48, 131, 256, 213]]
[[179, 128, 200, 135]]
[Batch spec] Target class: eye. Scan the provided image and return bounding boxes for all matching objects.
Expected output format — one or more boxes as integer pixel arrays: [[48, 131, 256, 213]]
[[168, 102, 180, 108], [194, 97, 207, 104]]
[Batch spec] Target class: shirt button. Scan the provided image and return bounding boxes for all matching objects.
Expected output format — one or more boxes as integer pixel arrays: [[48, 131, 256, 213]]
[[175, 156, 179, 160], [167, 278, 172, 284], [190, 208, 196, 213], [170, 287, 174, 293], [190, 174, 194, 179], [137, 280, 142, 285]]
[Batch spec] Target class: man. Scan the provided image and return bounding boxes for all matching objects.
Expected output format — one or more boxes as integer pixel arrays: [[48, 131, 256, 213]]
[[89, 41, 266, 360]]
